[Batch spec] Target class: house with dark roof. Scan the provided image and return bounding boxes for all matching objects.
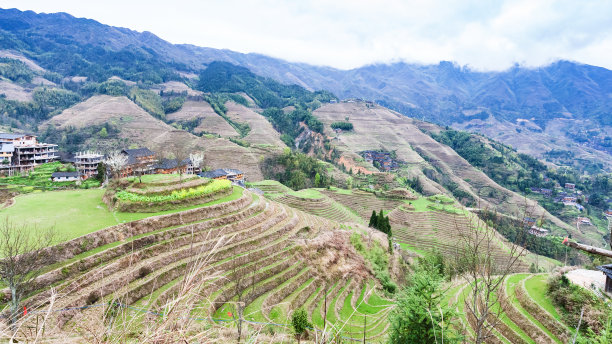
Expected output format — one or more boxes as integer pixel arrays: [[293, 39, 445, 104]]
[[199, 168, 244, 184], [51, 171, 79, 182], [523, 217, 536, 227], [120, 147, 156, 177], [153, 158, 199, 175], [596, 264, 612, 293]]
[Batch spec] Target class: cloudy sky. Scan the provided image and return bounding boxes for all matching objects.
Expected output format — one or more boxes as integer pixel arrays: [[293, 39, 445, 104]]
[[4, 0, 612, 70]]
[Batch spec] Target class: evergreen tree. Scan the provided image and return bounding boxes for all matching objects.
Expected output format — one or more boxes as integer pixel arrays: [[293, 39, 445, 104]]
[[388, 261, 459, 343], [377, 210, 385, 231], [369, 210, 378, 228]]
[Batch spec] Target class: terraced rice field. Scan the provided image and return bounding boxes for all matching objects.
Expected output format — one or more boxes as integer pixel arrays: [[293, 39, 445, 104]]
[[389, 205, 530, 271], [321, 189, 404, 220], [14, 184, 395, 341], [446, 274, 570, 343], [272, 189, 364, 224]]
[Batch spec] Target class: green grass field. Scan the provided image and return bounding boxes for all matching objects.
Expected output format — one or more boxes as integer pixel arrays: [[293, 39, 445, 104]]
[[125, 173, 196, 184], [287, 189, 323, 199], [524, 275, 561, 320], [0, 186, 244, 243]]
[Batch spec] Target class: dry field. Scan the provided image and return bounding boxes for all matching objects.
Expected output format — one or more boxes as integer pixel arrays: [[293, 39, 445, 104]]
[[225, 101, 287, 148], [0, 80, 32, 101], [314, 102, 571, 231], [166, 100, 239, 137], [44, 95, 268, 180]]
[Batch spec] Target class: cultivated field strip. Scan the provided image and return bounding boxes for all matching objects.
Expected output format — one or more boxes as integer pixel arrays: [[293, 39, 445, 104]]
[[24, 192, 259, 308]]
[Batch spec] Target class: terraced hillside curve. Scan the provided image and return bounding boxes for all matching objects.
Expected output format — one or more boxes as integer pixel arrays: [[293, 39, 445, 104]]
[[11, 182, 395, 340]]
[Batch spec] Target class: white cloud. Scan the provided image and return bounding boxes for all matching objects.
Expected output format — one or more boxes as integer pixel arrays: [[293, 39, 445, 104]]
[[4, 0, 612, 70]]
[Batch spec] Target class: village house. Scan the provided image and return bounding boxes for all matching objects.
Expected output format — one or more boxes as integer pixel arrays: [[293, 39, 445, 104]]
[[199, 168, 245, 185], [74, 151, 104, 179], [565, 183, 576, 190], [596, 264, 612, 294], [120, 148, 156, 177], [562, 196, 577, 203], [153, 158, 200, 175], [540, 188, 553, 197], [577, 217, 592, 226], [361, 150, 399, 172], [528, 226, 549, 237], [523, 217, 537, 227], [0, 133, 58, 174], [51, 171, 79, 182], [605, 209, 612, 217]]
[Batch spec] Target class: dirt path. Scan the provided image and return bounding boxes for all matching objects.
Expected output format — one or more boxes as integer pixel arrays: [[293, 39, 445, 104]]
[[566, 269, 605, 291]]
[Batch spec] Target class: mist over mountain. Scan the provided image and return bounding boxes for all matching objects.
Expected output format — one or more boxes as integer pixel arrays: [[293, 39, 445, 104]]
[[1, 7, 611, 170]]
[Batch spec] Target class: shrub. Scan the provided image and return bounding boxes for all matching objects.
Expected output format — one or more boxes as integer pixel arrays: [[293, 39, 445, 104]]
[[330, 121, 353, 131], [86, 291, 101, 305], [291, 307, 311, 343], [388, 261, 459, 343], [138, 266, 152, 279]]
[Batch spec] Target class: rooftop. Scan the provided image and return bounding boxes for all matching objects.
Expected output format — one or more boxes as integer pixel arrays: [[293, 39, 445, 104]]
[[199, 168, 243, 179], [154, 158, 191, 170], [52, 171, 79, 178], [122, 148, 155, 158], [596, 264, 612, 279], [0, 133, 33, 140]]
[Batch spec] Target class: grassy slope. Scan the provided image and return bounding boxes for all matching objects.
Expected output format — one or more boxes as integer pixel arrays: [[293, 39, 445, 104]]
[[0, 186, 243, 243]]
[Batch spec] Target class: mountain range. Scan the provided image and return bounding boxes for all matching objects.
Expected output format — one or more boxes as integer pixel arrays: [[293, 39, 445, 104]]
[[1, 7, 611, 172]]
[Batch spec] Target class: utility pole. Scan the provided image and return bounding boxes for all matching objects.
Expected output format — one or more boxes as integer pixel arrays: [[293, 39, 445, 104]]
[[363, 315, 366, 343]]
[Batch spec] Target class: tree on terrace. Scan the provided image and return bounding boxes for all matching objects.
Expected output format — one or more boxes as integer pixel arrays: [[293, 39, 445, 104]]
[[189, 151, 204, 174], [104, 151, 128, 179], [0, 219, 56, 331], [389, 258, 459, 343], [457, 212, 526, 344]]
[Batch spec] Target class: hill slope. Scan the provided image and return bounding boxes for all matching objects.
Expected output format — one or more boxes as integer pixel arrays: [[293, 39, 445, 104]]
[[313, 102, 572, 233], [44, 95, 267, 180]]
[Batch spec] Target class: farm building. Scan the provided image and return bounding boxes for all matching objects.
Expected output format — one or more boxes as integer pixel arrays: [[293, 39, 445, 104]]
[[596, 264, 612, 294], [577, 217, 592, 225], [523, 217, 536, 227], [51, 171, 79, 182]]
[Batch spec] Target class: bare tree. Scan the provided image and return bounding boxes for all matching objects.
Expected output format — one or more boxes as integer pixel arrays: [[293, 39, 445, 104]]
[[169, 143, 190, 181], [104, 151, 128, 179], [0, 219, 56, 330], [189, 152, 204, 175], [229, 255, 247, 344], [458, 211, 526, 343]]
